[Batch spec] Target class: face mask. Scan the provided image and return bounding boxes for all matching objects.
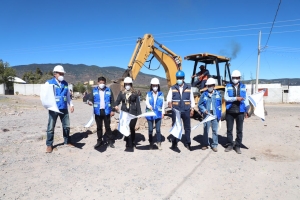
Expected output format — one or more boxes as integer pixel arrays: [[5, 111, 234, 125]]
[[232, 79, 239, 84], [177, 80, 183, 85], [207, 87, 214, 92], [125, 85, 131, 91], [57, 76, 64, 82], [152, 87, 158, 92], [99, 84, 105, 89]]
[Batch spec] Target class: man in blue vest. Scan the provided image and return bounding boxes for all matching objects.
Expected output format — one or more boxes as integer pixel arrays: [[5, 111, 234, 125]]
[[224, 70, 249, 154], [167, 70, 195, 151], [45, 65, 74, 153], [198, 78, 222, 152], [88, 76, 115, 149]]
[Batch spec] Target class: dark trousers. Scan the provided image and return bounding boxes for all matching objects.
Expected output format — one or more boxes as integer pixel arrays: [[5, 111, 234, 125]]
[[95, 109, 114, 142], [125, 118, 138, 145], [171, 110, 191, 144], [46, 109, 70, 146], [226, 112, 244, 147]]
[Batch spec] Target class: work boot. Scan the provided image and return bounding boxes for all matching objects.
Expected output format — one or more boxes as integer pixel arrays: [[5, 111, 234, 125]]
[[235, 146, 242, 154], [171, 141, 177, 149], [94, 141, 104, 149], [46, 146, 53, 153], [157, 142, 162, 150], [212, 147, 218, 152], [225, 145, 233, 152], [108, 140, 115, 148], [149, 142, 153, 150]]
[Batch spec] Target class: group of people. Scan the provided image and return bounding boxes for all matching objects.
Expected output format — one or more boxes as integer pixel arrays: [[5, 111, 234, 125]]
[[45, 65, 249, 155]]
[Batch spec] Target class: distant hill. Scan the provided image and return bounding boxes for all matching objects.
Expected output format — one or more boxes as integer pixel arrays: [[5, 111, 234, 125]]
[[243, 78, 300, 86], [12, 63, 168, 86]]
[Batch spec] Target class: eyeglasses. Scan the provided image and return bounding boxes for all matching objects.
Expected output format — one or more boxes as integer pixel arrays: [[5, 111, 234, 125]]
[[55, 72, 65, 76], [232, 77, 240, 79]]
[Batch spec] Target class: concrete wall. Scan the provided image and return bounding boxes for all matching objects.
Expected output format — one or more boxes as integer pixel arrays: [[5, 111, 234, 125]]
[[288, 86, 300, 103], [0, 84, 4, 95], [14, 83, 42, 95]]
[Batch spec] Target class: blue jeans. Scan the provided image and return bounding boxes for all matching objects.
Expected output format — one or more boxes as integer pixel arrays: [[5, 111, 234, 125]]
[[203, 118, 219, 148], [46, 109, 70, 146], [147, 119, 162, 143]]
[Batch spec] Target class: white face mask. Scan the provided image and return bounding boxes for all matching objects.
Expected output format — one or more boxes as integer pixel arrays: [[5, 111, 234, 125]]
[[232, 79, 239, 84], [125, 85, 131, 91], [57, 76, 64, 82], [99, 84, 105, 89], [152, 87, 158, 92], [207, 87, 214, 92], [177, 80, 183, 85]]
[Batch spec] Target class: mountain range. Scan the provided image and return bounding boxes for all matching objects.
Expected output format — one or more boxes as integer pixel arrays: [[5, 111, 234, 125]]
[[12, 63, 300, 86], [12, 63, 168, 86]]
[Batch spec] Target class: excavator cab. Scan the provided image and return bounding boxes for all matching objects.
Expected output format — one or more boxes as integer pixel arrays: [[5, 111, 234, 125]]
[[184, 53, 231, 120]]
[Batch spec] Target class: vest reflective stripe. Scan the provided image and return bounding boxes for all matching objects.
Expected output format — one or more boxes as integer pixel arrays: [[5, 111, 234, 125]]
[[225, 83, 247, 112], [47, 78, 68, 109], [201, 90, 222, 120], [93, 87, 112, 115], [171, 84, 191, 112], [146, 91, 164, 120]]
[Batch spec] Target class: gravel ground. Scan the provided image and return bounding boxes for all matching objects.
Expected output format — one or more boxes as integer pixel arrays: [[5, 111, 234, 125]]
[[0, 95, 300, 200]]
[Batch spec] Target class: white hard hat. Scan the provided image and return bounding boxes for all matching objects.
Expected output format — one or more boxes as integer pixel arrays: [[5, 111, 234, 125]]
[[206, 78, 216, 85], [150, 78, 160, 85], [53, 65, 66, 73], [231, 70, 241, 77], [124, 77, 133, 84]]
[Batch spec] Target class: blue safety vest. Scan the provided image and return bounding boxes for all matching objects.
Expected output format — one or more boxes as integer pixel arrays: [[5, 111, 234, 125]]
[[171, 83, 191, 112], [47, 77, 68, 109], [200, 90, 222, 120], [225, 83, 247, 112], [145, 91, 164, 120], [92, 87, 112, 115]]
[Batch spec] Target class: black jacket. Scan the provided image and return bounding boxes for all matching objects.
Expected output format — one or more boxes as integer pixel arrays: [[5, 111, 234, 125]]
[[115, 91, 141, 116]]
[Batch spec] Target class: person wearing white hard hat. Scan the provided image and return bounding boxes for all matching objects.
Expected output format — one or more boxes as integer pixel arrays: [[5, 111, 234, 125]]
[[114, 77, 141, 149], [45, 65, 75, 153], [198, 78, 222, 152], [224, 70, 249, 154], [145, 78, 165, 150]]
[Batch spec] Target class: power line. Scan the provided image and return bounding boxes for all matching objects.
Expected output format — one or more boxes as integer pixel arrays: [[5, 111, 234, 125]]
[[1, 17, 299, 53], [263, 0, 282, 48]]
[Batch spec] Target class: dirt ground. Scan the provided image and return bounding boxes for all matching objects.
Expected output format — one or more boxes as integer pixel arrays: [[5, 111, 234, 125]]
[[0, 95, 300, 200]]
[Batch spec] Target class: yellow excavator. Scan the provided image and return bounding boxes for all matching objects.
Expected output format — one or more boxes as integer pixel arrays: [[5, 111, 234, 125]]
[[116, 34, 181, 86]]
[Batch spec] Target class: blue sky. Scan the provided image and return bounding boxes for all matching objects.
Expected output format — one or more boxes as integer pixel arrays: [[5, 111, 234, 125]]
[[0, 0, 299, 82]]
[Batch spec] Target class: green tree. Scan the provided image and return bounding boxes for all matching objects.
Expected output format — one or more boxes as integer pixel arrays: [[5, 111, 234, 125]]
[[73, 82, 86, 93], [0, 60, 16, 85]]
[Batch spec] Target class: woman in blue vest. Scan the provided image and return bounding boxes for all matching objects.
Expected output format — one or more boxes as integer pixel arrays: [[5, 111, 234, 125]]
[[145, 78, 165, 150], [224, 70, 249, 154], [88, 76, 115, 149], [45, 65, 75, 153], [114, 77, 142, 149], [198, 78, 222, 152]]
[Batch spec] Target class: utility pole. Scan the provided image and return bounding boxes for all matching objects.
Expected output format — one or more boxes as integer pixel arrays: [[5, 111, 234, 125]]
[[255, 31, 261, 93]]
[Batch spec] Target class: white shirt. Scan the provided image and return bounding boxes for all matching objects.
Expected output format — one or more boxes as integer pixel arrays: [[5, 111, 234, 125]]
[[45, 79, 74, 107], [145, 91, 165, 114], [166, 83, 195, 108], [99, 88, 105, 109]]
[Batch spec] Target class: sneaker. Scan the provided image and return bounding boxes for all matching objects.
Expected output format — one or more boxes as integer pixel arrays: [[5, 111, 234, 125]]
[[212, 147, 218, 152], [201, 146, 208, 150], [94, 141, 104, 149], [225, 145, 233, 152], [46, 146, 53, 153], [157, 142, 162, 150], [235, 146, 242, 154]]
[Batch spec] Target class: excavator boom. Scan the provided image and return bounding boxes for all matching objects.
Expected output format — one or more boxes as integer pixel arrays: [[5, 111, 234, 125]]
[[122, 34, 182, 87]]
